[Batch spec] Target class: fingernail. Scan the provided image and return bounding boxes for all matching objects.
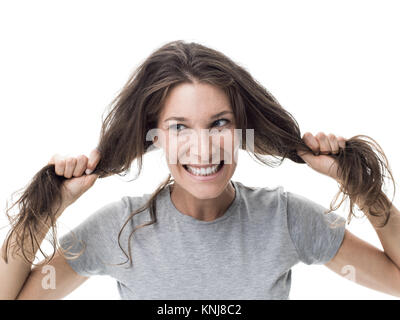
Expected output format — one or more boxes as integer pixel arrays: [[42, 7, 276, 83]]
[[85, 169, 93, 175]]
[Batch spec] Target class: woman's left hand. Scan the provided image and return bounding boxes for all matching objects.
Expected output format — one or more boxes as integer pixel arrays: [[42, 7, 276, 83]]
[[296, 132, 346, 181]]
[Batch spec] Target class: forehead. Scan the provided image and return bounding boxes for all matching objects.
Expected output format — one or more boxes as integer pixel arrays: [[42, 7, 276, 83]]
[[159, 82, 231, 119]]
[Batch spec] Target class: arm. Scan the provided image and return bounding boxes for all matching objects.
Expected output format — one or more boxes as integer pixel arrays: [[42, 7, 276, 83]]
[[0, 231, 41, 300], [358, 194, 400, 269], [324, 228, 400, 297], [1, 150, 101, 299], [0, 204, 89, 300], [0, 203, 62, 300], [297, 132, 400, 297], [15, 250, 89, 300], [325, 195, 400, 297]]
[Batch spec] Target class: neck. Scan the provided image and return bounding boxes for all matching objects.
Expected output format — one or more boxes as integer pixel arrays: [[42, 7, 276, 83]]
[[170, 181, 236, 222]]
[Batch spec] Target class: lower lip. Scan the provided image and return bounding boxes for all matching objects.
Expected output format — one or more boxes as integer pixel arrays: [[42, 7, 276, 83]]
[[182, 161, 224, 181]]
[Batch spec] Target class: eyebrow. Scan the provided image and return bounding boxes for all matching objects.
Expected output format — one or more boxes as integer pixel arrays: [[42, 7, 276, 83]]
[[164, 110, 234, 122]]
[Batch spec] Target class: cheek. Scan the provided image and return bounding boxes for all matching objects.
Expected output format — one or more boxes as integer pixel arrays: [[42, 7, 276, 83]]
[[165, 144, 178, 166], [163, 133, 188, 165], [218, 131, 234, 149], [167, 163, 181, 176], [217, 130, 238, 164]]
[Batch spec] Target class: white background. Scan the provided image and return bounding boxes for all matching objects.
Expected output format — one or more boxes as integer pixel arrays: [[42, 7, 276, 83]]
[[0, 0, 399, 300]]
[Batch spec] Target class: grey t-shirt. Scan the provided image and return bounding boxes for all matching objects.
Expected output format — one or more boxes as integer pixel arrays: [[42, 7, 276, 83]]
[[59, 180, 346, 299]]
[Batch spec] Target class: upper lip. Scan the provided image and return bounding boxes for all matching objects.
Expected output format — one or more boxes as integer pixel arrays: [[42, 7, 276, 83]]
[[183, 161, 223, 168]]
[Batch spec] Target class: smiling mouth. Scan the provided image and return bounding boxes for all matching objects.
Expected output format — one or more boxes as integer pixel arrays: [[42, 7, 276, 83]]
[[182, 160, 224, 177]]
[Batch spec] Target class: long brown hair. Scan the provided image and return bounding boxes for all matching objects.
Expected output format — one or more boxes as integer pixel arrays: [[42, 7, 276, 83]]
[[2, 40, 396, 267]]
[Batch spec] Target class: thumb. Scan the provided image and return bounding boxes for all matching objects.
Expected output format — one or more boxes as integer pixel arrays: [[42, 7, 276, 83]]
[[83, 173, 99, 190], [296, 150, 316, 166]]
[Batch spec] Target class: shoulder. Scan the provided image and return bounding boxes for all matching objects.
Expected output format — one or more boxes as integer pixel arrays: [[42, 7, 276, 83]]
[[284, 189, 330, 218], [120, 193, 152, 215], [234, 181, 288, 221], [234, 181, 327, 212], [235, 180, 286, 205], [83, 192, 153, 231], [283, 188, 346, 235], [234, 181, 335, 221]]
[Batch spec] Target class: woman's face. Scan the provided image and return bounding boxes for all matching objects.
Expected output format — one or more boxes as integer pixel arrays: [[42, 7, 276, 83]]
[[155, 82, 239, 199]]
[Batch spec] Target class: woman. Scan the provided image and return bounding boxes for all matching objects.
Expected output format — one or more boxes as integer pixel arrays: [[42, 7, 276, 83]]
[[1, 40, 399, 299]]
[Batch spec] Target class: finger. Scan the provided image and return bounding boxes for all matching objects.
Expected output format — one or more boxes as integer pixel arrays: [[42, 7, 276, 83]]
[[54, 155, 66, 176], [48, 153, 59, 165], [315, 132, 331, 155], [302, 132, 320, 155], [303, 132, 319, 153], [64, 157, 77, 179], [337, 136, 346, 149], [85, 149, 101, 175], [73, 155, 88, 177], [327, 133, 340, 154]]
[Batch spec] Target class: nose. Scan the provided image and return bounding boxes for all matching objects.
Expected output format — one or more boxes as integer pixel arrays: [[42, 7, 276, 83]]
[[187, 129, 220, 165]]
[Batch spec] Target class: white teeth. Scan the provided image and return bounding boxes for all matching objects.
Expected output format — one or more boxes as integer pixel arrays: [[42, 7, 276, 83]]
[[185, 164, 221, 176]]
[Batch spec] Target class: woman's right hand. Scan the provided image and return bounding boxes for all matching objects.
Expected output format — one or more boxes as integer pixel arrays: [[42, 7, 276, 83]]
[[48, 149, 101, 209]]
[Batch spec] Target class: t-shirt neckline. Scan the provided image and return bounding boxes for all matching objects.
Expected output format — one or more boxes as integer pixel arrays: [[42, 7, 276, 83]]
[[164, 180, 241, 225]]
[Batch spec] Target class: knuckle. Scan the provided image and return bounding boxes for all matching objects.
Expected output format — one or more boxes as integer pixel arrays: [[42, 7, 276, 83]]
[[56, 159, 66, 168], [73, 170, 82, 177], [66, 157, 77, 165], [89, 149, 99, 158], [80, 154, 88, 160], [77, 154, 88, 164], [338, 136, 346, 148], [303, 132, 313, 142], [54, 160, 65, 175], [303, 132, 311, 138], [315, 132, 326, 140], [327, 133, 336, 141], [48, 154, 56, 164]]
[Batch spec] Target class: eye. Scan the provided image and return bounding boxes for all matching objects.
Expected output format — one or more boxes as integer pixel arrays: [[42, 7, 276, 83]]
[[212, 118, 230, 127], [169, 123, 186, 131]]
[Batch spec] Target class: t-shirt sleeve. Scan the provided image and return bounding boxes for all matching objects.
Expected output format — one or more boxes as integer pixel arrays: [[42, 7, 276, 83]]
[[58, 197, 129, 277], [286, 191, 346, 265]]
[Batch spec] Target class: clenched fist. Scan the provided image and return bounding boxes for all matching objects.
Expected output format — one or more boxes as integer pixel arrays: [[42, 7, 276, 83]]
[[297, 132, 346, 181], [48, 149, 101, 208]]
